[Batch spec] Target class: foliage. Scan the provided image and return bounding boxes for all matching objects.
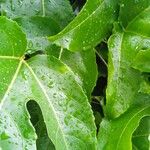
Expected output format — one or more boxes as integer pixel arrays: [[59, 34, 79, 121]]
[[0, 0, 149, 150]]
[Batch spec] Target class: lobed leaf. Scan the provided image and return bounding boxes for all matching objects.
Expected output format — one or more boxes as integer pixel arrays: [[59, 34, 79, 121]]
[[1, 0, 98, 100], [0, 17, 97, 150], [14, 16, 60, 53]]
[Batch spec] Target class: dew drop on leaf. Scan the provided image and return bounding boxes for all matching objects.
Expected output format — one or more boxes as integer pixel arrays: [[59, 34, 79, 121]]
[[0, 132, 10, 140]]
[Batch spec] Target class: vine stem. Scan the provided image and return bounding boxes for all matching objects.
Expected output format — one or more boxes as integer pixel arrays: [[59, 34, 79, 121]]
[[95, 50, 108, 67]]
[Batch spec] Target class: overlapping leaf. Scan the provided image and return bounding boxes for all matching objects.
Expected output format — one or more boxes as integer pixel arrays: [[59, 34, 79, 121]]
[[0, 17, 97, 150], [0, 0, 74, 52], [106, 4, 150, 118], [97, 1, 150, 149], [0, 0, 74, 28], [49, 0, 118, 51], [47, 46, 98, 99], [0, 0, 98, 100], [98, 97, 150, 150], [132, 116, 150, 150], [132, 49, 150, 72], [119, 0, 150, 28]]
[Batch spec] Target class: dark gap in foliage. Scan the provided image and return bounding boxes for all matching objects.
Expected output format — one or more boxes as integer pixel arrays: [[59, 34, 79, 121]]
[[70, 0, 86, 14], [91, 41, 109, 130], [24, 50, 45, 60], [96, 42, 108, 62], [27, 100, 55, 150], [92, 77, 107, 97], [94, 42, 108, 104], [91, 97, 104, 134]]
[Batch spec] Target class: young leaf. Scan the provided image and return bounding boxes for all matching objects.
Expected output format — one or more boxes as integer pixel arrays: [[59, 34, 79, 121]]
[[106, 6, 150, 118], [49, 0, 118, 51], [97, 97, 150, 150], [0, 17, 97, 150]]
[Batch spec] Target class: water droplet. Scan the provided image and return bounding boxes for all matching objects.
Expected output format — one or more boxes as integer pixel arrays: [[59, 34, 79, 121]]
[[48, 81, 54, 88], [41, 75, 45, 81], [28, 40, 33, 48], [22, 72, 28, 80], [121, 4, 124, 7], [11, 4, 15, 11], [53, 93, 57, 98], [30, 0, 34, 4], [18, 0, 23, 6], [36, 42, 40, 47], [0, 132, 10, 140]]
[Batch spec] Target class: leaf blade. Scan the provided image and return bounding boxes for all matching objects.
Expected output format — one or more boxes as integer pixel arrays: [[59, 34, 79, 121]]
[[98, 98, 150, 150], [106, 4, 150, 118], [49, 0, 118, 51], [0, 17, 97, 150]]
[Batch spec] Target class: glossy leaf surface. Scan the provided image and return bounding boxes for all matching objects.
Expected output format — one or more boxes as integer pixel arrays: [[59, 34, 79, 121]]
[[1, 0, 74, 53], [47, 46, 98, 99], [98, 97, 150, 150], [0, 17, 97, 150], [132, 116, 150, 150], [119, 0, 150, 28], [106, 4, 150, 118], [0, 0, 74, 28], [49, 0, 118, 51], [132, 49, 150, 72], [15, 16, 60, 53]]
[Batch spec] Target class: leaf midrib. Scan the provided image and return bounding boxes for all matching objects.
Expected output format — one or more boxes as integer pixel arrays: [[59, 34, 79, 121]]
[[0, 57, 23, 110], [51, 0, 105, 39], [0, 55, 69, 149], [125, 6, 150, 31], [23, 60, 69, 150]]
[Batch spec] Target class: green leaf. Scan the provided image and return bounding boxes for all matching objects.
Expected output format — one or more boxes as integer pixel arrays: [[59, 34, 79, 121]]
[[132, 116, 150, 150], [27, 101, 55, 150], [0, 0, 74, 28], [139, 78, 150, 95], [14, 16, 60, 53], [132, 49, 150, 72], [119, 0, 150, 28], [49, 0, 118, 51], [1, 0, 75, 54], [0, 17, 97, 150], [97, 97, 150, 150], [47, 46, 98, 99], [106, 5, 150, 118]]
